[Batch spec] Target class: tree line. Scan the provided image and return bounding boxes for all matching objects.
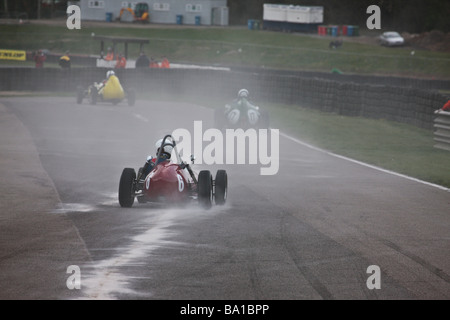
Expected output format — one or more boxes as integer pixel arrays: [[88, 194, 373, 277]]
[[1, 0, 67, 19]]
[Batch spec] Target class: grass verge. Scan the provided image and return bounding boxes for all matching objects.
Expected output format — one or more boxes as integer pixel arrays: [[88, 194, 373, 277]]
[[266, 103, 450, 188]]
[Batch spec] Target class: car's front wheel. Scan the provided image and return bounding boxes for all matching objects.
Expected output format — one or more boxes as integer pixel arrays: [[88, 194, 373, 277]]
[[119, 168, 136, 208], [214, 170, 227, 205]]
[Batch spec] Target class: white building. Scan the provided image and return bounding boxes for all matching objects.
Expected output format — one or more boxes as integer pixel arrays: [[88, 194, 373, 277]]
[[262, 3, 323, 32], [263, 4, 323, 24], [78, 0, 228, 26]]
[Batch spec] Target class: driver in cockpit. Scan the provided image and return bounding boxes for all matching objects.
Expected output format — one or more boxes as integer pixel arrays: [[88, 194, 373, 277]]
[[139, 138, 173, 180]]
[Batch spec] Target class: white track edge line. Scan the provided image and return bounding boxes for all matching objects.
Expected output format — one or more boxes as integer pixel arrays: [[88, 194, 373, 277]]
[[279, 131, 449, 192]]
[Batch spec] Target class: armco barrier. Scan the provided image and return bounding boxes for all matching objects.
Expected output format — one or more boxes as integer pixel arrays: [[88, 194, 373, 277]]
[[433, 111, 450, 151], [0, 67, 447, 130]]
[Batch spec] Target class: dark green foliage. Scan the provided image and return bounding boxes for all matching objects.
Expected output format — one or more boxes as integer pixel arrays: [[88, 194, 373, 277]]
[[228, 0, 449, 32]]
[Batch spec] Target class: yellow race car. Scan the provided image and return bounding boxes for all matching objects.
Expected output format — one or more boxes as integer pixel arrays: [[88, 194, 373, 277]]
[[77, 70, 136, 106]]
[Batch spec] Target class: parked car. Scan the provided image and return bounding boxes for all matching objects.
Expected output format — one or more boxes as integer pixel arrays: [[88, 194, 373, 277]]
[[379, 31, 405, 47]]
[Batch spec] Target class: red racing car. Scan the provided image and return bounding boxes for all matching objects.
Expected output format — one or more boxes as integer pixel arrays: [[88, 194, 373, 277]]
[[118, 135, 228, 209]]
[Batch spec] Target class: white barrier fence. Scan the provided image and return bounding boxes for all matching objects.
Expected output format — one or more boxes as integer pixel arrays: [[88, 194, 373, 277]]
[[434, 110, 450, 151], [96, 59, 135, 69]]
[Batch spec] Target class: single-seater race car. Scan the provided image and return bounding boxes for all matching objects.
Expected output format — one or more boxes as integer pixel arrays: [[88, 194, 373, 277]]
[[215, 88, 270, 130], [118, 135, 228, 209], [77, 70, 135, 106]]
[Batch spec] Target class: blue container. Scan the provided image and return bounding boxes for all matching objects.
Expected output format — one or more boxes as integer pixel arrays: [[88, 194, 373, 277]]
[[106, 12, 113, 22], [347, 25, 354, 36], [176, 15, 183, 25], [195, 16, 201, 25], [248, 19, 254, 30], [331, 25, 338, 37]]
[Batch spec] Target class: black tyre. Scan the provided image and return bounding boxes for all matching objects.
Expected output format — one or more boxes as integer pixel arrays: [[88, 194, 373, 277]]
[[76, 86, 84, 104], [214, 170, 228, 205], [119, 168, 136, 208], [127, 89, 136, 106], [198, 170, 213, 209]]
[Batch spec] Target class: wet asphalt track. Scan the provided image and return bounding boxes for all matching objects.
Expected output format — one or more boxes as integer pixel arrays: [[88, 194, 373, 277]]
[[0, 96, 449, 300]]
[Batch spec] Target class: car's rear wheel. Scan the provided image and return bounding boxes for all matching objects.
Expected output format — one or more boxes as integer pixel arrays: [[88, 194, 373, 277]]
[[214, 170, 227, 205], [198, 170, 213, 209], [119, 168, 136, 208]]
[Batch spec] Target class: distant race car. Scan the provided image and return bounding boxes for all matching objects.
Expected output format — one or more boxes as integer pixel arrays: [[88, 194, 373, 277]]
[[118, 135, 228, 209], [215, 93, 270, 130], [77, 71, 135, 106]]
